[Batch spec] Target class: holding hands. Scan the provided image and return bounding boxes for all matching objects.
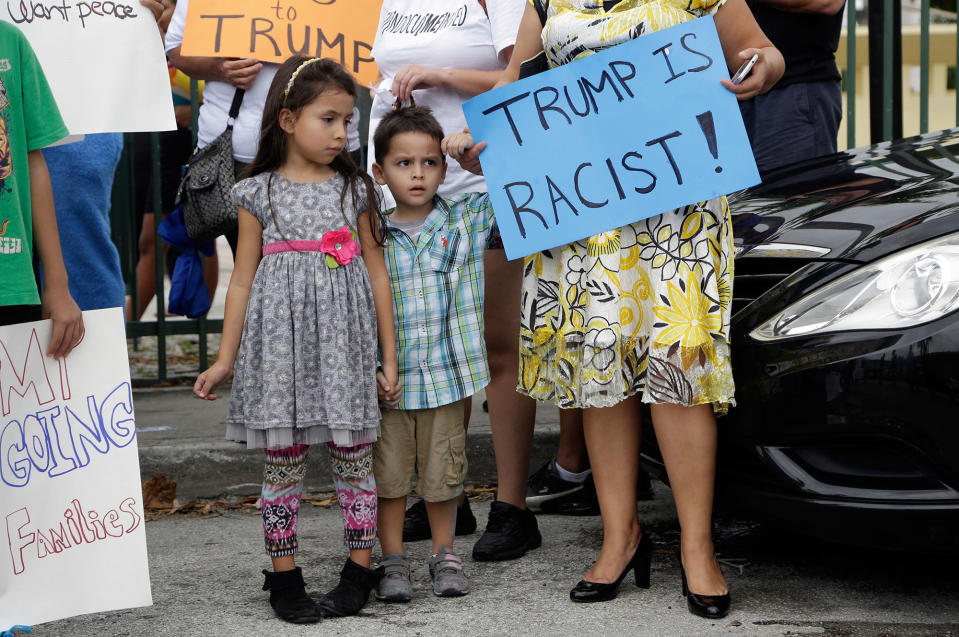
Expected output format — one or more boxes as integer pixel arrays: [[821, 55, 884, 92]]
[[376, 361, 401, 410]]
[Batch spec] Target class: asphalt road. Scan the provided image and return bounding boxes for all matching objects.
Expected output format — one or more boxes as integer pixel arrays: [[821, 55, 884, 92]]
[[37, 484, 959, 637]]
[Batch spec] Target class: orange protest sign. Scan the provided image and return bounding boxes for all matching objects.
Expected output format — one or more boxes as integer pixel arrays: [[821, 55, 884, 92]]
[[180, 0, 381, 86]]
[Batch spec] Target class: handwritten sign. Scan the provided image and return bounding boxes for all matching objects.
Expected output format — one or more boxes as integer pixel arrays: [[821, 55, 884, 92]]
[[180, 0, 380, 86], [2, 1, 175, 134], [0, 308, 152, 629], [463, 16, 760, 260]]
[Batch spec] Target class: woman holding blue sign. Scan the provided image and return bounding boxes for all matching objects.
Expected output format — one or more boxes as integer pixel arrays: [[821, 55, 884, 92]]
[[449, 0, 783, 619]]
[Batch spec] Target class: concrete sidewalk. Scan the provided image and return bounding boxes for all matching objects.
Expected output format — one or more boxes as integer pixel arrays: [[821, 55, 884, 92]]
[[24, 388, 959, 636], [39, 482, 959, 637], [133, 386, 559, 501]]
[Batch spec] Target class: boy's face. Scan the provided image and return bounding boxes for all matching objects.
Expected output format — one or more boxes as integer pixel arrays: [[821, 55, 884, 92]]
[[373, 131, 447, 212]]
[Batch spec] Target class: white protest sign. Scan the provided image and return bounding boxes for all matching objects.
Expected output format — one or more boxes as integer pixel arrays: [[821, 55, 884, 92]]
[[2, 2, 175, 134], [0, 307, 152, 628]]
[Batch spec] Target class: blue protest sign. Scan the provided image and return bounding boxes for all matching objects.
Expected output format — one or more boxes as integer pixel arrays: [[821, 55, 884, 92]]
[[462, 15, 760, 260]]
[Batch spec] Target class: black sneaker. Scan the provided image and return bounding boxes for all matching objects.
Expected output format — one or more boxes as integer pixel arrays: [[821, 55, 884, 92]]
[[472, 500, 542, 561], [526, 459, 600, 516], [403, 497, 478, 542]]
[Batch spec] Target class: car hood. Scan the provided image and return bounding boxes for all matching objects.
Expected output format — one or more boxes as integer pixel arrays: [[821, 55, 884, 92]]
[[730, 128, 959, 263]]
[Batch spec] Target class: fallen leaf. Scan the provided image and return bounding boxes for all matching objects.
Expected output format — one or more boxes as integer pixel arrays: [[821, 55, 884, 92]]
[[142, 475, 178, 512], [304, 496, 337, 509]]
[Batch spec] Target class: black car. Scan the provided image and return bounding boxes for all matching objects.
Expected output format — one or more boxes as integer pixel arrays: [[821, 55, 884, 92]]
[[641, 128, 959, 554]]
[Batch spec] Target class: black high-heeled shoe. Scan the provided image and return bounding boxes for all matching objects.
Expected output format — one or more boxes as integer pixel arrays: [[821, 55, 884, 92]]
[[569, 530, 653, 603], [678, 554, 731, 619]]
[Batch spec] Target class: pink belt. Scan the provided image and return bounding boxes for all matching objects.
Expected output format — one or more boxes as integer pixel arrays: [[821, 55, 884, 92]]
[[262, 240, 326, 256]]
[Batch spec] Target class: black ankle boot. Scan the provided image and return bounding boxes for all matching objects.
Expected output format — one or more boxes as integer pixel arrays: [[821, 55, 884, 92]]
[[261, 567, 321, 624], [318, 559, 383, 617]]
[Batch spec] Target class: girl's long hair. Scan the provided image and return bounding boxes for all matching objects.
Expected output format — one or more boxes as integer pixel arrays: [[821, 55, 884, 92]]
[[246, 56, 385, 244]]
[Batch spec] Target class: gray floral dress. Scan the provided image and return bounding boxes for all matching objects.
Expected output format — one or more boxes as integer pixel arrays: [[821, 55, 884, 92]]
[[226, 172, 381, 449]]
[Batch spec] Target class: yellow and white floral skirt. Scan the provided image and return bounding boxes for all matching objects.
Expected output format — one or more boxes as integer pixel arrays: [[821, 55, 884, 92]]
[[517, 197, 736, 412]]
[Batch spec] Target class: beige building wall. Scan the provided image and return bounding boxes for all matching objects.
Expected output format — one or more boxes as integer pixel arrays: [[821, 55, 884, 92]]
[[836, 24, 958, 150]]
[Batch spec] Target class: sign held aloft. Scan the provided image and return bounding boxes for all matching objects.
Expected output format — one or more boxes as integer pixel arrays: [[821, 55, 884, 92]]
[[1, 1, 175, 134], [180, 0, 381, 86], [463, 16, 761, 260]]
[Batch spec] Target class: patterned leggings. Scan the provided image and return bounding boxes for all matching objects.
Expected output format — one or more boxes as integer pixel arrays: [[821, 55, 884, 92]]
[[262, 443, 377, 557]]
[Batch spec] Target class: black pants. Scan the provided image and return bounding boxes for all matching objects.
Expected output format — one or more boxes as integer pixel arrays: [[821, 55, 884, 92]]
[[0, 305, 42, 327], [739, 80, 843, 176]]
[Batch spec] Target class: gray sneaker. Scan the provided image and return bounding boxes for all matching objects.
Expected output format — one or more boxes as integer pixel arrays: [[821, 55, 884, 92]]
[[429, 547, 469, 597], [376, 553, 412, 603]]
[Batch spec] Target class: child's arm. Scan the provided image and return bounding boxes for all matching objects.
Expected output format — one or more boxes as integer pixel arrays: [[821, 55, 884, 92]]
[[358, 212, 400, 404], [194, 208, 262, 400], [28, 150, 83, 359]]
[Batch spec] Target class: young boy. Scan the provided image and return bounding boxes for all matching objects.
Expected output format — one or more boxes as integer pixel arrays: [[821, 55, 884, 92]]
[[0, 22, 82, 355], [372, 107, 496, 600]]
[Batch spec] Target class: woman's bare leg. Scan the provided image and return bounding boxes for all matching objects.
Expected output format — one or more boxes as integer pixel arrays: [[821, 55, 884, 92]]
[[581, 397, 642, 582], [557, 408, 588, 473], [651, 403, 727, 595], [484, 250, 536, 508]]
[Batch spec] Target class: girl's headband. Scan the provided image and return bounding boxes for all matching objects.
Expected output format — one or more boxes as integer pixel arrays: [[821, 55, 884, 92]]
[[283, 58, 323, 106]]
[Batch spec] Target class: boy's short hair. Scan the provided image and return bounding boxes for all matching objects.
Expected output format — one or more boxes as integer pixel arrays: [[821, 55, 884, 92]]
[[373, 106, 446, 165]]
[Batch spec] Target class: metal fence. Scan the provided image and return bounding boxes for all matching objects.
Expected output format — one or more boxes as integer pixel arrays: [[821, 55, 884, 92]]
[[115, 1, 955, 383]]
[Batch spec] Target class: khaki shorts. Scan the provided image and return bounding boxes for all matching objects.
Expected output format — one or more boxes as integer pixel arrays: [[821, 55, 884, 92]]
[[373, 399, 468, 502]]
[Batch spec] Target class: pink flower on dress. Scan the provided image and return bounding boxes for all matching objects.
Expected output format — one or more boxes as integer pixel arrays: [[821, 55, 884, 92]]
[[320, 226, 360, 267]]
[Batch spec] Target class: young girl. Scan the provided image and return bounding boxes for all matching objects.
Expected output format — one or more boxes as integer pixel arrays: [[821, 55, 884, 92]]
[[193, 56, 398, 624]]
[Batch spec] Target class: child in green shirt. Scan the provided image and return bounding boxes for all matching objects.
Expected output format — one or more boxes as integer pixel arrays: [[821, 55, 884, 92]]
[[0, 22, 82, 357]]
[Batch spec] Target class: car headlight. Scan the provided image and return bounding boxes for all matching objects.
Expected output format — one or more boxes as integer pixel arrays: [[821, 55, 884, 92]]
[[751, 233, 959, 341]]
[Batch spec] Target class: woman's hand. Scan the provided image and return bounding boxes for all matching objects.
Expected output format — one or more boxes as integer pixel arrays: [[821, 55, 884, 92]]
[[714, 0, 784, 99], [220, 58, 263, 90], [720, 48, 780, 101], [391, 64, 445, 102], [443, 128, 486, 175], [445, 128, 487, 176], [40, 286, 84, 360], [194, 361, 233, 401], [139, 0, 163, 21], [442, 130, 476, 159]]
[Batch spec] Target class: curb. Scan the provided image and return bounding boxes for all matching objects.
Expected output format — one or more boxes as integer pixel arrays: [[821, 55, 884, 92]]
[[133, 386, 560, 501]]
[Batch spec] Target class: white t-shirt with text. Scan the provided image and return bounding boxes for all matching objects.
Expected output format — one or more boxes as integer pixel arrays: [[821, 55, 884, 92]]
[[368, 0, 524, 207]]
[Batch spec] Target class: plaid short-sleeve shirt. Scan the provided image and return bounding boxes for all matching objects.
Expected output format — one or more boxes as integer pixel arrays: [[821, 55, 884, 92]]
[[383, 193, 496, 410]]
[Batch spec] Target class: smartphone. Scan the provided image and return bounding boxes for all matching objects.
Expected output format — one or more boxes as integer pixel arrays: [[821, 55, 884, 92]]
[[731, 53, 760, 84]]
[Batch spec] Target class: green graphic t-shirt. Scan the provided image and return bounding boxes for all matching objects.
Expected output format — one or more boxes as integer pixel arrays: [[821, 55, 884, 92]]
[[0, 22, 69, 307]]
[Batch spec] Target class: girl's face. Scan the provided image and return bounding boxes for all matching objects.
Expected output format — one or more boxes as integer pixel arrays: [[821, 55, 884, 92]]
[[279, 88, 355, 167]]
